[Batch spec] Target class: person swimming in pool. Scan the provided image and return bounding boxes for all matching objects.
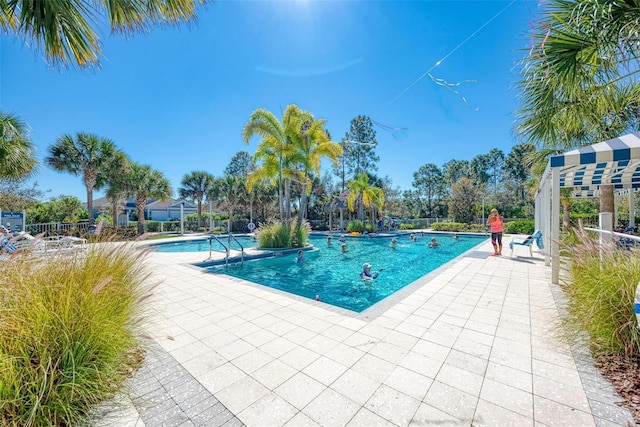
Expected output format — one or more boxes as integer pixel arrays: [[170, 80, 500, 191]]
[[360, 263, 379, 280], [327, 235, 333, 245], [295, 250, 306, 263], [338, 234, 346, 243], [341, 243, 348, 254], [428, 237, 440, 247], [390, 237, 398, 248]]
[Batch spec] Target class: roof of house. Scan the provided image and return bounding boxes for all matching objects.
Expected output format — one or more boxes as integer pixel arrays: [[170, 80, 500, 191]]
[[90, 197, 197, 210], [146, 199, 197, 209]]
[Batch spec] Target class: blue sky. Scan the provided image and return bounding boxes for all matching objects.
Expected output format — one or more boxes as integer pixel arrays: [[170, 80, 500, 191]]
[[2, 0, 538, 202]]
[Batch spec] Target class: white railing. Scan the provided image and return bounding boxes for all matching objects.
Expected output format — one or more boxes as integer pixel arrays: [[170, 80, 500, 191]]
[[26, 222, 93, 235], [584, 227, 640, 244]]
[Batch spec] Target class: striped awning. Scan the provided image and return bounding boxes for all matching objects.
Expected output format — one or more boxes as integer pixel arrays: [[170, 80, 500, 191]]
[[548, 132, 640, 194]]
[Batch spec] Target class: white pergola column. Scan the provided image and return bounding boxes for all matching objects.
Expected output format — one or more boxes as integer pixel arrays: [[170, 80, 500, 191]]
[[543, 176, 551, 267], [180, 202, 184, 235], [551, 168, 560, 284], [629, 190, 635, 228], [599, 212, 613, 244]]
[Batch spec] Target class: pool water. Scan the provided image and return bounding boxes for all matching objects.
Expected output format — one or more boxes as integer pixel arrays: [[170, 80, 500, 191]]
[[208, 234, 484, 312], [153, 235, 256, 253]]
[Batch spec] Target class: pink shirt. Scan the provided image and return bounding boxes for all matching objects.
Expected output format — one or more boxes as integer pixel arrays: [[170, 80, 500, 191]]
[[490, 216, 503, 233]]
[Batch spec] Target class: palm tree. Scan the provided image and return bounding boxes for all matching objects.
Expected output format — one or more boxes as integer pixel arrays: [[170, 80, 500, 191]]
[[251, 180, 277, 223], [103, 151, 131, 226], [289, 115, 343, 230], [0, 0, 205, 68], [179, 171, 215, 229], [243, 104, 307, 221], [0, 112, 38, 180], [347, 173, 385, 223], [517, 0, 640, 215], [243, 108, 285, 219], [217, 175, 246, 233], [122, 163, 172, 236], [46, 132, 122, 225]]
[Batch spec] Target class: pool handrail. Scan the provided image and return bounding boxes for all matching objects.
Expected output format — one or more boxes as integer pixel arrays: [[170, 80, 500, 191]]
[[207, 235, 228, 267], [227, 234, 245, 266], [207, 234, 245, 268]]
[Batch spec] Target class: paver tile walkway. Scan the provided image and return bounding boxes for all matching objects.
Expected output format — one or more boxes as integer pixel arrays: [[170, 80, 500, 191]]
[[94, 237, 635, 427]]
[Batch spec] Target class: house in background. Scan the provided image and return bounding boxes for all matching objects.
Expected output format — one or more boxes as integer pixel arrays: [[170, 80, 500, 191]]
[[146, 199, 198, 221], [91, 197, 197, 224]]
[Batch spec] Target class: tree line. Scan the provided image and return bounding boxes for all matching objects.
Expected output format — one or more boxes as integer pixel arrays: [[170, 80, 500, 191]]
[[1, 106, 538, 235]]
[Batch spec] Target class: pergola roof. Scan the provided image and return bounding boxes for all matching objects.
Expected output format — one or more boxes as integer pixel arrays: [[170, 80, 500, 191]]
[[538, 131, 640, 284], [547, 132, 640, 196]]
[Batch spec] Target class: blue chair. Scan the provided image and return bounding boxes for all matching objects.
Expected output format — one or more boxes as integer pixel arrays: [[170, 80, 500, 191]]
[[1, 238, 18, 254], [509, 230, 543, 257], [617, 226, 638, 250]]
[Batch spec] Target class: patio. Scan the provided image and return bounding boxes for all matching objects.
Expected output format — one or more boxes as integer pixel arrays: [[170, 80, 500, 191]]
[[93, 237, 635, 426]]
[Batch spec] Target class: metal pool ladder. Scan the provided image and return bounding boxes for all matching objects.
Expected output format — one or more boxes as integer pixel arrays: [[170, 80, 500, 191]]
[[208, 235, 244, 268]]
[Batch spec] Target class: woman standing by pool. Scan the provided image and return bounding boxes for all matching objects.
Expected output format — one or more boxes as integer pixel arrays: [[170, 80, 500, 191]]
[[486, 208, 504, 256]]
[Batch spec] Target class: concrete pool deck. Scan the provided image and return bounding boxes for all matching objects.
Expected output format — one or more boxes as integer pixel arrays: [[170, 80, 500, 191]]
[[94, 236, 635, 426]]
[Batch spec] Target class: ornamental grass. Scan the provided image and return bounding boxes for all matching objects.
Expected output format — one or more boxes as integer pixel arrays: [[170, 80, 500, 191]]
[[256, 219, 309, 249], [560, 229, 640, 361], [0, 243, 151, 427]]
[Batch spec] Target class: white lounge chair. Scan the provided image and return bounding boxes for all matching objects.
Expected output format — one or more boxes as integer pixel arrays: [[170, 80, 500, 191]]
[[3, 232, 86, 256], [509, 230, 543, 257], [9, 232, 47, 252]]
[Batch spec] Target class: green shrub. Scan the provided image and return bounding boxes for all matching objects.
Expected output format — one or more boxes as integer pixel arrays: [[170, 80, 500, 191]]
[[569, 212, 599, 227], [399, 223, 415, 230], [145, 220, 161, 232], [431, 222, 485, 232], [95, 226, 138, 241], [346, 220, 375, 233], [0, 244, 150, 426], [504, 220, 534, 235], [431, 222, 463, 232], [211, 226, 227, 234], [560, 229, 640, 360], [291, 220, 311, 247], [257, 219, 310, 248]]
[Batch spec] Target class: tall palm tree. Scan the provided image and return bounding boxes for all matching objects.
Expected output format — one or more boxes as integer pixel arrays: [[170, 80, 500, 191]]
[[243, 104, 306, 221], [347, 173, 385, 223], [217, 175, 246, 233], [122, 163, 172, 235], [46, 132, 122, 225], [251, 180, 277, 223], [179, 171, 215, 228], [289, 115, 343, 230], [243, 108, 285, 219], [0, 0, 206, 68], [0, 112, 38, 180], [244, 153, 280, 216], [517, 0, 640, 214], [103, 151, 131, 226]]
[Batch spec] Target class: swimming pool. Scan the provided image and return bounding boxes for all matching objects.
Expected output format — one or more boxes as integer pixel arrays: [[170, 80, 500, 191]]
[[208, 233, 485, 312], [153, 235, 256, 253]]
